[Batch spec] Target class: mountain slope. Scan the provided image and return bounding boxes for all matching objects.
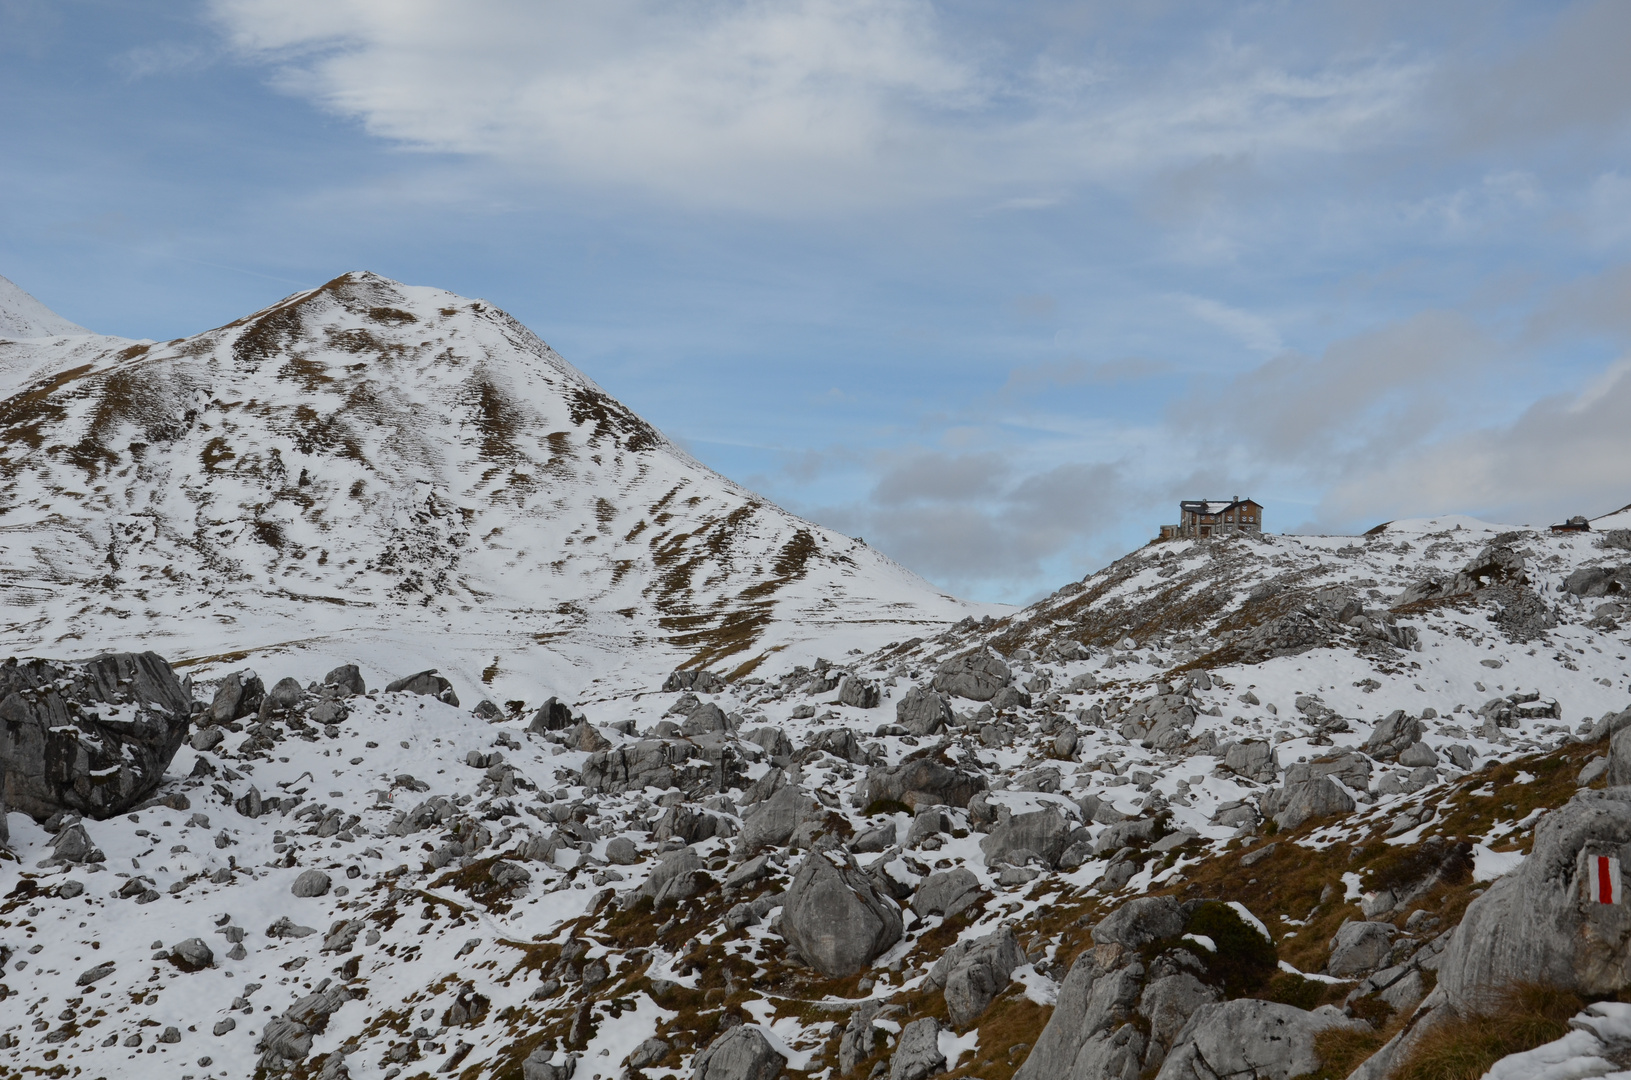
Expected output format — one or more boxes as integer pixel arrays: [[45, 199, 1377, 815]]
[[0, 272, 987, 701], [0, 274, 89, 341]]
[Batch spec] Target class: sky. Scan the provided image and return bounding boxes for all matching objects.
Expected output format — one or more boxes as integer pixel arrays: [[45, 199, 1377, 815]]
[[4, 1, 1631, 604]]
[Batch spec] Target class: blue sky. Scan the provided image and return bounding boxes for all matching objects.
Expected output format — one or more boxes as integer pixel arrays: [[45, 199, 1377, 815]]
[[5, 1, 1631, 603]]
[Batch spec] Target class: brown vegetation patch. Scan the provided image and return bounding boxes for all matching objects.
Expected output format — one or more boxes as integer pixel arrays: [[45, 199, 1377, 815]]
[[1393, 983, 1583, 1080]]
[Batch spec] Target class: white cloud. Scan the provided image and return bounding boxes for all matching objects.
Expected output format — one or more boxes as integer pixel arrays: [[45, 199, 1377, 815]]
[[1178, 294, 1283, 355], [208, 0, 1429, 212]]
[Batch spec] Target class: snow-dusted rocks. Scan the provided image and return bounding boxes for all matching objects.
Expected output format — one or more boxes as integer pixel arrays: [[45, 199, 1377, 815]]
[[690, 1024, 785, 1080], [168, 937, 214, 970], [780, 850, 903, 977], [1262, 766, 1357, 831], [980, 806, 1074, 869], [210, 670, 265, 723], [913, 867, 981, 918], [0, 651, 193, 820], [290, 869, 332, 897], [385, 669, 459, 706]]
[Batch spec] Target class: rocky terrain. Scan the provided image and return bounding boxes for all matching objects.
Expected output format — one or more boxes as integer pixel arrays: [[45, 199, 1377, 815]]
[[4, 275, 1631, 1080]]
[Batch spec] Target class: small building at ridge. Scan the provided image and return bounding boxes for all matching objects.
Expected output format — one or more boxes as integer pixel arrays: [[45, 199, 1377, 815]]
[[1159, 497, 1262, 540]]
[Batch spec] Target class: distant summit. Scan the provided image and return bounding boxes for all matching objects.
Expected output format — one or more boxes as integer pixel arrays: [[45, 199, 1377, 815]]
[[0, 273, 90, 339], [0, 271, 987, 699]]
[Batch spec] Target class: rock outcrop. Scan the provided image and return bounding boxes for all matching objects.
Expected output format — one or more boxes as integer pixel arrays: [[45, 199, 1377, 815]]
[[0, 652, 193, 820]]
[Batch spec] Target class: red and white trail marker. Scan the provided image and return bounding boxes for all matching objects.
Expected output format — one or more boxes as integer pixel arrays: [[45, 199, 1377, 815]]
[[1585, 855, 1622, 904]]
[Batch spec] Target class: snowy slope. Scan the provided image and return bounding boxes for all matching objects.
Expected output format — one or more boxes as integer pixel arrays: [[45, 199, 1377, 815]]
[[0, 274, 89, 340], [0, 272, 991, 703]]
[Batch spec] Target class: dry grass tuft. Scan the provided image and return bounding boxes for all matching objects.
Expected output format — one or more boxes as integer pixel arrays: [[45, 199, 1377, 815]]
[[1393, 983, 1583, 1080]]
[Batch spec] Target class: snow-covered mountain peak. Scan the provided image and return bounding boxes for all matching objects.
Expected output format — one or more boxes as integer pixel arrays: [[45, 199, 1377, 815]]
[[0, 273, 90, 340], [0, 271, 987, 702]]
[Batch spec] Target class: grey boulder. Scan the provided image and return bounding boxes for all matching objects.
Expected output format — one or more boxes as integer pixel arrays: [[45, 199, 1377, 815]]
[[838, 675, 881, 710], [851, 821, 897, 854], [913, 867, 982, 919], [980, 807, 1072, 868], [890, 1018, 946, 1080], [690, 1024, 785, 1080], [931, 651, 1012, 702], [934, 928, 1026, 1027], [856, 758, 987, 811], [737, 782, 817, 854], [0, 651, 193, 820], [169, 937, 214, 970], [1261, 773, 1354, 831], [1222, 740, 1279, 783], [1438, 788, 1631, 1003], [322, 664, 365, 696], [1013, 950, 1145, 1080], [528, 697, 575, 732], [663, 669, 726, 694], [1153, 998, 1357, 1080], [896, 687, 953, 736], [1326, 920, 1396, 978], [385, 669, 459, 706], [210, 669, 264, 723], [1092, 896, 1185, 949], [780, 851, 903, 977], [1365, 710, 1423, 761], [291, 870, 332, 898], [1138, 974, 1220, 1066]]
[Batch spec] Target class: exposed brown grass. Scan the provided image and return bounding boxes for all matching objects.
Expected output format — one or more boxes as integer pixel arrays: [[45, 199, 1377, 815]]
[[1394, 984, 1582, 1080]]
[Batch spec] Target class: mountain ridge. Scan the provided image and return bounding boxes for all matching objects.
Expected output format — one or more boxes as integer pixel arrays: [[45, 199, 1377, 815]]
[[0, 271, 991, 704]]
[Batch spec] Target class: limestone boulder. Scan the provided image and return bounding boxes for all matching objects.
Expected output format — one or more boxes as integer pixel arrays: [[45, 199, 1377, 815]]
[[913, 868, 982, 919], [0, 651, 194, 820], [1013, 951, 1146, 1080], [896, 687, 953, 736], [1327, 920, 1396, 978], [856, 757, 987, 811], [1223, 740, 1279, 783], [838, 675, 881, 710], [210, 669, 264, 723], [385, 669, 459, 706], [1153, 999, 1358, 1080], [934, 928, 1026, 1028], [980, 807, 1073, 868], [931, 651, 1012, 702], [1438, 788, 1631, 1003], [690, 1025, 785, 1080], [780, 851, 903, 977], [890, 1018, 946, 1080], [1262, 773, 1354, 831]]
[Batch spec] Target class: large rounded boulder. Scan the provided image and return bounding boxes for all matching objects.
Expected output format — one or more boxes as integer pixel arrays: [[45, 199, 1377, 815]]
[[0, 651, 193, 820], [780, 850, 903, 977]]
